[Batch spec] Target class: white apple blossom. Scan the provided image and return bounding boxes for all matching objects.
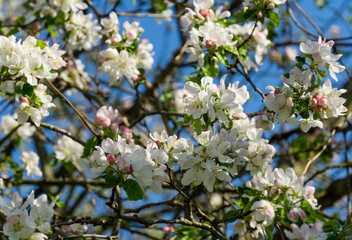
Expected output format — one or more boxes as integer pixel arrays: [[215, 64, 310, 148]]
[[281, 67, 312, 90], [0, 191, 34, 216], [65, 11, 101, 51], [29, 194, 55, 233], [300, 36, 344, 81], [3, 211, 35, 240], [284, 221, 326, 240], [21, 151, 43, 177], [29, 233, 48, 240], [0, 35, 65, 86], [312, 79, 347, 118], [100, 49, 139, 82], [54, 136, 87, 170], [250, 200, 275, 229], [53, 0, 88, 12]]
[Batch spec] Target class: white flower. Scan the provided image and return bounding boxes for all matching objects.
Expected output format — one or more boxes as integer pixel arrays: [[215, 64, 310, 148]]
[[90, 146, 109, 178], [66, 11, 101, 51], [30, 194, 55, 233], [15, 102, 42, 127], [300, 36, 345, 81], [21, 151, 42, 177], [281, 67, 311, 90], [0, 115, 19, 134], [284, 221, 326, 240], [54, 135, 84, 162], [294, 115, 323, 133], [312, 79, 347, 118], [198, 21, 235, 47], [17, 123, 36, 141], [53, 0, 88, 12], [250, 200, 275, 228], [0, 191, 34, 216], [101, 11, 119, 33], [29, 233, 48, 240], [3, 211, 35, 240], [100, 49, 139, 83]]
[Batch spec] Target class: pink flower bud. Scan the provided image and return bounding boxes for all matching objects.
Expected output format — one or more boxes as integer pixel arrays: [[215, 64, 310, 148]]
[[205, 40, 217, 49], [94, 115, 111, 127], [199, 9, 210, 18], [123, 166, 133, 174], [268, 2, 275, 9], [132, 75, 140, 81], [111, 34, 121, 43], [248, 5, 254, 9], [123, 128, 133, 139], [107, 154, 116, 165], [110, 122, 120, 133], [21, 97, 29, 104], [257, 12, 263, 18], [163, 224, 175, 233], [274, 89, 281, 95]]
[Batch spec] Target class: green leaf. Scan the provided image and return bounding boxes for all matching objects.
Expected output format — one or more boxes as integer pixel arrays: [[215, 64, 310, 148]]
[[22, 83, 35, 98], [296, 56, 306, 63], [35, 40, 47, 50], [204, 62, 219, 78], [7, 27, 19, 36], [62, 161, 75, 174], [0, 90, 5, 97], [300, 110, 309, 119], [268, 11, 280, 28], [104, 175, 123, 188], [56, 202, 65, 208], [192, 118, 202, 135], [224, 45, 239, 56], [215, 51, 229, 67], [323, 219, 341, 234], [15, 16, 26, 25], [122, 179, 144, 201], [265, 224, 275, 240], [47, 25, 58, 37], [82, 136, 98, 158], [55, 10, 67, 26], [183, 115, 192, 125]]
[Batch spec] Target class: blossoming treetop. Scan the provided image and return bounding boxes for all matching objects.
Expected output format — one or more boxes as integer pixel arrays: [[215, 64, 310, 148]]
[[0, 0, 352, 239]]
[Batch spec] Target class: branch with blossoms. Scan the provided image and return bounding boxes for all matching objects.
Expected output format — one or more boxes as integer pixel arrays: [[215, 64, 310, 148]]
[[1, 0, 352, 240]]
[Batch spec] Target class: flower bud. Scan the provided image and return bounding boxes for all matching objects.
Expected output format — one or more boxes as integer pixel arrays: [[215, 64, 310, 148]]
[[257, 12, 263, 18], [110, 34, 121, 43], [268, 2, 275, 9], [199, 9, 210, 18], [21, 97, 29, 104], [107, 154, 116, 165]]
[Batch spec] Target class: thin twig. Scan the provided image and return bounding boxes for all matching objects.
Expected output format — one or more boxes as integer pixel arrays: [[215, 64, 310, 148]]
[[40, 122, 85, 145], [45, 78, 99, 137]]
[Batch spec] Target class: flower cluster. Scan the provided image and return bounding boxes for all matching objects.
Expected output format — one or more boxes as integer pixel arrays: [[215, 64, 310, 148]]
[[99, 12, 154, 84], [233, 166, 322, 239], [264, 37, 347, 132], [228, 22, 271, 71], [54, 135, 89, 171], [90, 136, 167, 194], [15, 84, 56, 127], [0, 191, 54, 240], [65, 11, 102, 51], [184, 75, 248, 124], [0, 35, 66, 86], [0, 115, 36, 140]]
